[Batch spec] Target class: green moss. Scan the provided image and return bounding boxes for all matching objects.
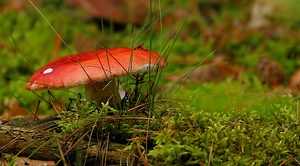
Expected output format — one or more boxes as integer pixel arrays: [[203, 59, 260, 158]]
[[149, 97, 300, 165]]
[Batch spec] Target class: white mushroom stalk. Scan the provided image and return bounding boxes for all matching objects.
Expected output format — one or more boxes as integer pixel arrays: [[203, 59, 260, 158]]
[[85, 79, 121, 106]]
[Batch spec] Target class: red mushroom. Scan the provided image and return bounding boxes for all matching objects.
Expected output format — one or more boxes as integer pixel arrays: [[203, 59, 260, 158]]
[[26, 47, 167, 106]]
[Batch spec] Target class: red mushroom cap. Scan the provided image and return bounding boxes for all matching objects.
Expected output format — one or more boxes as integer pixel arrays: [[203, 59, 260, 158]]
[[25, 47, 167, 91]]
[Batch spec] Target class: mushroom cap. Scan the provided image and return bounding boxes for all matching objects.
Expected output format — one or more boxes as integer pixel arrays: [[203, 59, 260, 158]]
[[26, 47, 167, 91]]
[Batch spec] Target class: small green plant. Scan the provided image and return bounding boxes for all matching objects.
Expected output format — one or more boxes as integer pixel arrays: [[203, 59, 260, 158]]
[[3, 154, 17, 166], [57, 97, 118, 134]]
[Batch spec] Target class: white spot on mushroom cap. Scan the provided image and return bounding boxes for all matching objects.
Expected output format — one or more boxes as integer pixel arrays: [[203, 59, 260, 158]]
[[43, 68, 53, 74]]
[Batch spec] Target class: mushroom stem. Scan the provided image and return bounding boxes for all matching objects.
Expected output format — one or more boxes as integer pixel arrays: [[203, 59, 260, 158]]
[[84, 79, 121, 107]]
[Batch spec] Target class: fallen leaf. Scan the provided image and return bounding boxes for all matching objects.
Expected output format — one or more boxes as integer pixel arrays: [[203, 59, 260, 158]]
[[66, 0, 149, 25], [2, 98, 29, 119], [289, 69, 300, 90]]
